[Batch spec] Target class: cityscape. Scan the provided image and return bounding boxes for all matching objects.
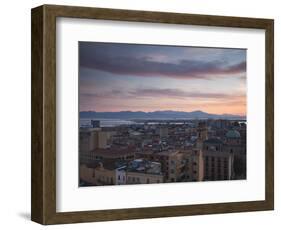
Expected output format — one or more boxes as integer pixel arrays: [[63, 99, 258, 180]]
[[78, 42, 247, 186]]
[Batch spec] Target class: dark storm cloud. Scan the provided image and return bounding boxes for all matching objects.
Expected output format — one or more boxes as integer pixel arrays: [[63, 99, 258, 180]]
[[222, 61, 246, 74], [79, 42, 246, 80]]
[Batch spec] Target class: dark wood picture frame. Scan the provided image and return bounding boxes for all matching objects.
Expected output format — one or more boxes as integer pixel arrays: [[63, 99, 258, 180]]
[[31, 4, 274, 225]]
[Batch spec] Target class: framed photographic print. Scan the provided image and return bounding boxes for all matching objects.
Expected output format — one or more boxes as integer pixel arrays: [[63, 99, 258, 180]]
[[31, 4, 274, 225]]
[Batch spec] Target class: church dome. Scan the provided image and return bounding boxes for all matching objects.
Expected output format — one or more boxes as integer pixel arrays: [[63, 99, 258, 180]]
[[226, 130, 241, 138]]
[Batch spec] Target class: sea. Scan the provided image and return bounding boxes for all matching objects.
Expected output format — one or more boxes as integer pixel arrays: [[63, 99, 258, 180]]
[[79, 118, 196, 128], [80, 118, 136, 128]]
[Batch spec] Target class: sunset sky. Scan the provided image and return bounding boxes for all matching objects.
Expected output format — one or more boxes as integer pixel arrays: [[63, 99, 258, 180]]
[[79, 42, 246, 116]]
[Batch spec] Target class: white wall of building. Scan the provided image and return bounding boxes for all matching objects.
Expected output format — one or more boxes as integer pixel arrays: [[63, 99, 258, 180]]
[[116, 168, 127, 185]]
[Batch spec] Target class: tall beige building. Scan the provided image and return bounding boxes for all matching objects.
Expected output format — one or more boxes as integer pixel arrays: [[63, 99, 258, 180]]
[[79, 128, 116, 163], [98, 131, 109, 149], [181, 149, 204, 182], [196, 122, 208, 148], [79, 128, 99, 152], [137, 150, 185, 182], [80, 128, 115, 150], [137, 149, 204, 183], [79, 128, 99, 163], [202, 138, 234, 180], [225, 129, 246, 179]]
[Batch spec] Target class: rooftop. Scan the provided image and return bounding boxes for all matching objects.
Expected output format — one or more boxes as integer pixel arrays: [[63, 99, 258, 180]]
[[204, 138, 223, 145], [127, 159, 162, 175], [94, 159, 128, 170], [94, 146, 136, 157], [140, 150, 180, 157]]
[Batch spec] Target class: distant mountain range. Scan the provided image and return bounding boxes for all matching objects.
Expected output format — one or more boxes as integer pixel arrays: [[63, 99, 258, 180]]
[[80, 110, 246, 120]]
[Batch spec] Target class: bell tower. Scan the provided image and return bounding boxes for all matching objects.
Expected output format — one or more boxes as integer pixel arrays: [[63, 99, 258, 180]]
[[196, 121, 208, 148]]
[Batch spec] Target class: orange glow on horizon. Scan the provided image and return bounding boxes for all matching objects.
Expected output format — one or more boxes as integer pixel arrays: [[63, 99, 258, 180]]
[[81, 94, 246, 116]]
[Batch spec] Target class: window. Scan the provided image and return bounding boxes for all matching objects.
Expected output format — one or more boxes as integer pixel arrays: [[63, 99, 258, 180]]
[[224, 160, 228, 168], [217, 159, 221, 167]]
